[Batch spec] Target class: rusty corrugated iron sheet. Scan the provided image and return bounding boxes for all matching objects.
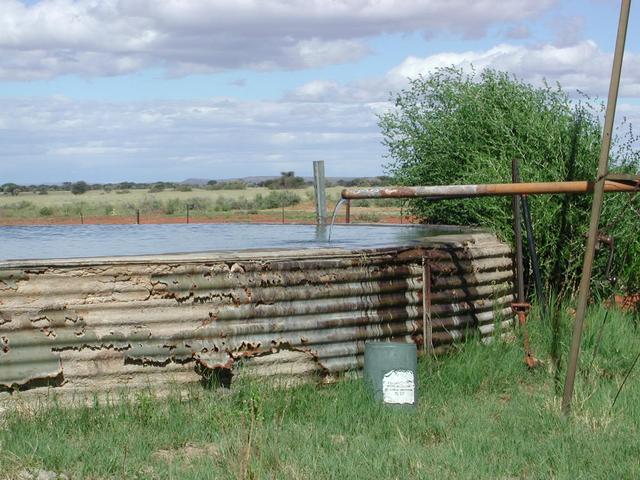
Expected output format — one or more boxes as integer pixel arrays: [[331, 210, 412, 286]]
[[0, 232, 514, 396]]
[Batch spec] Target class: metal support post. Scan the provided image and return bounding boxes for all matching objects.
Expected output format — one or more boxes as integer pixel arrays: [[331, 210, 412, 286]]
[[313, 161, 327, 225], [345, 199, 351, 224], [562, 0, 631, 414]]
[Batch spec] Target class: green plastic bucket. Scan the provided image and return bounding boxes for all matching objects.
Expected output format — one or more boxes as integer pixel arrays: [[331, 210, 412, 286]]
[[363, 341, 417, 406]]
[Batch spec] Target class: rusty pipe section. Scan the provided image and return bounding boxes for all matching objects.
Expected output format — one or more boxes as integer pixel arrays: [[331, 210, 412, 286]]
[[341, 178, 640, 200], [0, 232, 515, 397]]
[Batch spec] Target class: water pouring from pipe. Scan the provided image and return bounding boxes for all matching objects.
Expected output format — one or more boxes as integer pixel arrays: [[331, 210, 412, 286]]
[[327, 198, 346, 243]]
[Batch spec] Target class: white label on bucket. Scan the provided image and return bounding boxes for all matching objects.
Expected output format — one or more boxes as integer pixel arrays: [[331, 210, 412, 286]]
[[382, 370, 415, 404]]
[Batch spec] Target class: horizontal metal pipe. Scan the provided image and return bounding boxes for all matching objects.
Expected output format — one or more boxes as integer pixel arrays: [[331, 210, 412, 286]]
[[341, 179, 639, 200]]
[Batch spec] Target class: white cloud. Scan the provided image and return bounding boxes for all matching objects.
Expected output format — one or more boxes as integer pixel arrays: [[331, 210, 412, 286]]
[[289, 40, 640, 104], [0, 96, 388, 182], [48, 144, 144, 156], [0, 0, 555, 79], [387, 40, 640, 97]]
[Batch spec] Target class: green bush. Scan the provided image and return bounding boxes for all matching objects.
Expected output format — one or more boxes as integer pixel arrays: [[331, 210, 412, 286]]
[[356, 212, 381, 223], [253, 191, 301, 209], [185, 197, 213, 211], [61, 202, 85, 216], [70, 181, 89, 195], [3, 200, 33, 210], [39, 206, 54, 216], [137, 196, 163, 212], [214, 196, 232, 212], [164, 198, 182, 215], [380, 67, 640, 293]]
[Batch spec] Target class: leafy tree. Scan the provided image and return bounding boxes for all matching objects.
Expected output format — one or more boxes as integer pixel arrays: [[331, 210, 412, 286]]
[[1, 183, 21, 196], [261, 172, 306, 189], [70, 181, 89, 195], [380, 67, 640, 293]]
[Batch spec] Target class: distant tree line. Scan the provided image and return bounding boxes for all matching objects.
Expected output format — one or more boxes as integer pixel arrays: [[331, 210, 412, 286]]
[[1, 174, 394, 197], [328, 176, 393, 188]]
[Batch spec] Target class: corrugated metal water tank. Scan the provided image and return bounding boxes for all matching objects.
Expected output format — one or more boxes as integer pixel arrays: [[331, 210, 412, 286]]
[[0, 231, 515, 400]]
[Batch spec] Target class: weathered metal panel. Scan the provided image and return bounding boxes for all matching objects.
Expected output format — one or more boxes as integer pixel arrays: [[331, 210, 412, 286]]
[[0, 232, 514, 396]]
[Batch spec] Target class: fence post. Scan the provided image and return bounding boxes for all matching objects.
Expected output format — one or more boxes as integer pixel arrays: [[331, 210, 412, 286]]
[[313, 160, 327, 225]]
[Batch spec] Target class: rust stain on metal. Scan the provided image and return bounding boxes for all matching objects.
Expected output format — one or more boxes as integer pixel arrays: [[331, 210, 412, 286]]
[[0, 233, 515, 396], [341, 178, 640, 200]]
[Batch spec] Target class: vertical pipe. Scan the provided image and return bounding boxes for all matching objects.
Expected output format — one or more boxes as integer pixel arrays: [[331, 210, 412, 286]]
[[512, 158, 525, 303], [186, 205, 190, 224], [80, 211, 84, 225], [562, 0, 631, 414], [136, 209, 140, 225], [313, 161, 327, 225], [522, 196, 547, 313], [281, 174, 286, 225], [345, 199, 351, 224]]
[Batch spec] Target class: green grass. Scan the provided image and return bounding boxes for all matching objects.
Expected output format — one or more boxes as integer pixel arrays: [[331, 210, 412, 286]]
[[0, 187, 402, 223], [0, 187, 313, 220], [3, 304, 638, 479]]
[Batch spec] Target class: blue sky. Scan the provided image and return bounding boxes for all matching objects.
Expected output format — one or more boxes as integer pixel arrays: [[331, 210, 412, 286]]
[[0, 0, 638, 184]]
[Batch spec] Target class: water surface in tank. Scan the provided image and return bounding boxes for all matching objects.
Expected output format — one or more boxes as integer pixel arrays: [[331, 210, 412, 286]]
[[0, 223, 464, 261]]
